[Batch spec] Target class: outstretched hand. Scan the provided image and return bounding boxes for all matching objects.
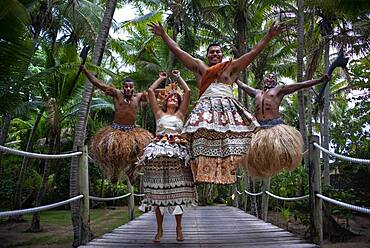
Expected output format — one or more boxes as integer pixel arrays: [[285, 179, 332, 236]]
[[159, 72, 167, 79], [267, 22, 286, 37], [148, 22, 165, 36], [172, 70, 180, 78]]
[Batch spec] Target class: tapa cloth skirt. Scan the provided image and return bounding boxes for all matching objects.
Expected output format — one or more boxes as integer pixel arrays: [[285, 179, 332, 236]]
[[183, 83, 259, 184], [137, 140, 195, 206]]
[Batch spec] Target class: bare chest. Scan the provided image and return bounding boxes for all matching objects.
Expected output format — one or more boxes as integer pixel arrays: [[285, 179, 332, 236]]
[[114, 94, 139, 111]]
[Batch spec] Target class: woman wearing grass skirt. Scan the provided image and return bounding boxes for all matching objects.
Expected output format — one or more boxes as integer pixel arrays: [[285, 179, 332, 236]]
[[137, 70, 195, 243]]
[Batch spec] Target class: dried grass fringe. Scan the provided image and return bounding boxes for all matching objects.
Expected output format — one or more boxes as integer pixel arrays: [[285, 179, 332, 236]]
[[90, 126, 153, 182], [242, 124, 303, 178]]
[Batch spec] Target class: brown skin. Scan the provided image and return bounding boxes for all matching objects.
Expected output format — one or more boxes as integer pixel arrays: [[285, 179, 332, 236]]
[[236, 74, 330, 121], [148, 70, 190, 242], [80, 65, 146, 125], [148, 70, 190, 122], [148, 22, 285, 88]]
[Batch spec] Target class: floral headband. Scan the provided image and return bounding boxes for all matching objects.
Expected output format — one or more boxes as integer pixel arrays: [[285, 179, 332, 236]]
[[157, 82, 184, 106]]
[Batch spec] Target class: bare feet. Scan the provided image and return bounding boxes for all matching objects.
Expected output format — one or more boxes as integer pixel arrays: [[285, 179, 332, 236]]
[[153, 229, 163, 243], [176, 226, 184, 241]]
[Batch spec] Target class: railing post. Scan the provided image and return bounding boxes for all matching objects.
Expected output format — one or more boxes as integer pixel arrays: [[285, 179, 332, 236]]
[[139, 172, 144, 194], [79, 145, 90, 244], [261, 177, 271, 221], [309, 135, 323, 244], [243, 173, 249, 212], [127, 177, 135, 221], [232, 181, 238, 208]]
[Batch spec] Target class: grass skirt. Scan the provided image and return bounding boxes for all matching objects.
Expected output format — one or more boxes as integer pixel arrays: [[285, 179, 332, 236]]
[[242, 124, 303, 178], [90, 126, 153, 182]]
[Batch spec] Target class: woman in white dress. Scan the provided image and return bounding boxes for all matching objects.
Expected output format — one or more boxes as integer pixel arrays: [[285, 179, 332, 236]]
[[137, 70, 195, 242]]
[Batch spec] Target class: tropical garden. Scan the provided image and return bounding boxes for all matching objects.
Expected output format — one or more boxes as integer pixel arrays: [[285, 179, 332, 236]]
[[0, 0, 369, 247]]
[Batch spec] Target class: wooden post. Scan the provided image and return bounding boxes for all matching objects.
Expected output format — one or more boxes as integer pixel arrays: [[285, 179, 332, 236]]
[[139, 172, 144, 194], [232, 178, 238, 208], [309, 135, 323, 244], [261, 177, 271, 221], [244, 173, 249, 212], [127, 177, 135, 221], [79, 145, 90, 244]]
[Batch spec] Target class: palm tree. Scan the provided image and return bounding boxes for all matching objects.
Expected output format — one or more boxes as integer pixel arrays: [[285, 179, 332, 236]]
[[23, 44, 86, 231], [69, 0, 118, 246], [305, 0, 369, 185], [0, 0, 35, 154]]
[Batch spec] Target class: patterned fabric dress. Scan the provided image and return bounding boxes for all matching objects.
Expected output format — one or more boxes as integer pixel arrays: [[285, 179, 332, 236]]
[[138, 115, 195, 213], [183, 82, 260, 184]]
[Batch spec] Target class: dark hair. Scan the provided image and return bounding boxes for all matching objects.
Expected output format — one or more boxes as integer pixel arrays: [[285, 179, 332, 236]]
[[161, 92, 182, 113], [123, 78, 135, 84], [206, 43, 222, 55]]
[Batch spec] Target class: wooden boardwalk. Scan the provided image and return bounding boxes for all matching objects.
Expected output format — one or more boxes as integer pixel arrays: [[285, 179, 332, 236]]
[[80, 206, 318, 248]]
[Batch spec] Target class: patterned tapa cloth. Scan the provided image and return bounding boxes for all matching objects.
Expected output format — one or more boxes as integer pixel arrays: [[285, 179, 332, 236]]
[[137, 115, 195, 207], [258, 117, 284, 129], [111, 122, 136, 131], [183, 82, 260, 184]]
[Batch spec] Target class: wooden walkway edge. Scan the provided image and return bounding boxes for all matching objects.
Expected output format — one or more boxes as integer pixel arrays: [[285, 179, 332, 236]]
[[80, 205, 318, 248]]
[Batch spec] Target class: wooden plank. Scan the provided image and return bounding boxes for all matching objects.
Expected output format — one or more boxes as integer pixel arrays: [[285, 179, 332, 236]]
[[82, 206, 317, 248]]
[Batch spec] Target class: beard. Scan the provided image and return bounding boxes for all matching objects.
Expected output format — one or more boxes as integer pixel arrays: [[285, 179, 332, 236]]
[[123, 90, 133, 98], [264, 84, 277, 90]]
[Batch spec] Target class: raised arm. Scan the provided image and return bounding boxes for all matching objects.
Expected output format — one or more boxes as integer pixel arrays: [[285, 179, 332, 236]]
[[172, 70, 190, 118], [229, 23, 285, 78], [280, 75, 330, 95], [148, 22, 205, 76], [80, 65, 117, 96], [148, 72, 167, 117], [235, 80, 259, 97]]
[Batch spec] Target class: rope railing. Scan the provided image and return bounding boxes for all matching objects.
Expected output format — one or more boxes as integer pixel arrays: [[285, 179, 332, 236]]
[[244, 190, 263, 196], [133, 193, 145, 197], [0, 195, 84, 218], [316, 193, 370, 215], [0, 145, 82, 159], [241, 189, 309, 201], [314, 143, 370, 165], [265, 191, 309, 201], [89, 193, 131, 201]]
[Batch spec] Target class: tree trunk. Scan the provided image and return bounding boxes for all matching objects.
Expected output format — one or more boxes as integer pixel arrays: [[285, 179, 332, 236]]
[[69, 1, 117, 246], [243, 173, 249, 212], [261, 177, 271, 221], [250, 179, 258, 217], [233, 2, 247, 105], [0, 114, 12, 166], [297, 0, 308, 168], [28, 133, 57, 232], [13, 110, 43, 219], [322, 40, 330, 186], [166, 25, 178, 73]]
